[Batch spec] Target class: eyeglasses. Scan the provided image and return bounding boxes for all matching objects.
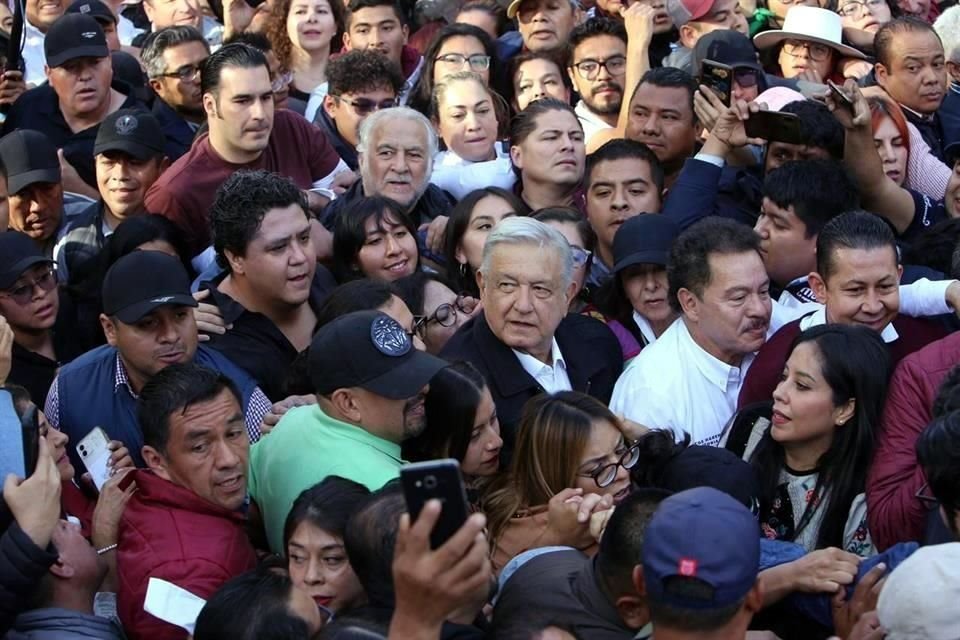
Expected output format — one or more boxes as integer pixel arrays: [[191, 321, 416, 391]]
[[414, 294, 477, 335], [781, 40, 833, 62], [0, 265, 57, 305], [916, 482, 939, 510], [837, 0, 886, 17], [332, 95, 398, 115], [572, 55, 627, 81], [578, 441, 641, 488], [271, 71, 293, 93], [160, 60, 208, 81], [434, 53, 491, 71], [571, 246, 592, 269], [734, 68, 760, 88]]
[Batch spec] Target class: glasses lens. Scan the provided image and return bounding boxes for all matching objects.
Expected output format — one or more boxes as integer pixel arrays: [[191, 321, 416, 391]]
[[352, 98, 377, 114], [607, 57, 626, 74], [378, 99, 397, 110], [468, 55, 491, 70], [596, 464, 616, 488], [577, 61, 599, 79], [735, 69, 759, 88], [433, 303, 456, 327], [621, 444, 640, 470]]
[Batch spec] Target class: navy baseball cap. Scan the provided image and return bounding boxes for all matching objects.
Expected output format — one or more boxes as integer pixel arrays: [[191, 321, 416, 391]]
[[643, 487, 760, 610], [44, 14, 109, 68], [656, 446, 762, 515], [612, 214, 679, 273], [102, 251, 198, 323], [0, 232, 54, 290], [692, 30, 764, 74], [945, 142, 960, 167], [310, 311, 448, 399], [66, 0, 118, 25]]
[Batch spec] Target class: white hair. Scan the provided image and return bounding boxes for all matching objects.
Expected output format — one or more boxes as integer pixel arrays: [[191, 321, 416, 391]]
[[479, 216, 574, 286], [935, 6, 960, 62], [355, 107, 438, 203]]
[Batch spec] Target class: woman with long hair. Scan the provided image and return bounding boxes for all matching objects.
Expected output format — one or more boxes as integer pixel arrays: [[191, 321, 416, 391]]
[[393, 272, 480, 354], [745, 324, 891, 556], [331, 196, 420, 283]]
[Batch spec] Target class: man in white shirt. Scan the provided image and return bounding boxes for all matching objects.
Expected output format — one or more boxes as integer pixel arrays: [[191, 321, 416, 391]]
[[611, 217, 770, 446], [442, 216, 623, 455], [567, 18, 627, 148], [23, 0, 67, 86]]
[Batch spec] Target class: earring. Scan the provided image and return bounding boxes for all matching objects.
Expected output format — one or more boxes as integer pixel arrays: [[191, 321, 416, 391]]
[[459, 262, 467, 277]]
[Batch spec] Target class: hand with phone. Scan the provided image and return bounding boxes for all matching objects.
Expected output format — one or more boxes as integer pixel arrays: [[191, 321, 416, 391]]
[[701, 97, 767, 156], [824, 79, 870, 132], [0, 70, 26, 106], [3, 436, 62, 548], [91, 467, 137, 551]]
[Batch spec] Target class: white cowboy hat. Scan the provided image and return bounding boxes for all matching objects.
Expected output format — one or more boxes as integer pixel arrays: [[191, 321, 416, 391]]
[[753, 6, 867, 60]]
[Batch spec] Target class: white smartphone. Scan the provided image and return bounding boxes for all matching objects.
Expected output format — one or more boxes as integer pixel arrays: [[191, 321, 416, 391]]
[[77, 427, 112, 491]]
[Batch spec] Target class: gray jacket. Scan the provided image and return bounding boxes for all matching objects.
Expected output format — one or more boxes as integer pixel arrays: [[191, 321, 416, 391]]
[[5, 608, 125, 639]]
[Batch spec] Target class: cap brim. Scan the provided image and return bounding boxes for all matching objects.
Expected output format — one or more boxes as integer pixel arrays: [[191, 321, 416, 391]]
[[614, 249, 670, 273], [361, 351, 448, 399], [94, 140, 164, 161], [752, 31, 866, 60], [46, 45, 110, 68], [0, 256, 53, 289], [506, 0, 521, 18], [8, 168, 61, 195], [113, 293, 199, 324]]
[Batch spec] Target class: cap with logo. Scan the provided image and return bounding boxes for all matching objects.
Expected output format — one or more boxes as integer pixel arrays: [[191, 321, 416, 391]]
[[642, 487, 760, 610], [95, 109, 166, 161], [0, 130, 61, 195], [66, 0, 118, 25], [44, 14, 109, 68], [102, 251, 198, 324], [309, 310, 448, 399], [0, 231, 54, 290]]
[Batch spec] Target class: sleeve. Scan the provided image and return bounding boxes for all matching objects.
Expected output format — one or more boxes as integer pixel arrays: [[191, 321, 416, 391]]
[[0, 522, 59, 634], [866, 356, 932, 550], [44, 377, 61, 431], [660, 158, 724, 230], [904, 122, 950, 199], [898, 277, 955, 318], [900, 188, 948, 243], [304, 117, 346, 184], [144, 183, 207, 259], [843, 493, 876, 559], [243, 388, 271, 444]]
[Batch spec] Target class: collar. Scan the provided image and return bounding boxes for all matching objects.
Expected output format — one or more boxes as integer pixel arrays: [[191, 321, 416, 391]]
[[24, 18, 44, 40], [113, 353, 138, 398], [631, 311, 659, 345], [677, 319, 751, 392], [315, 404, 404, 463], [951, 81, 960, 96], [570, 556, 634, 633], [202, 271, 325, 328], [575, 100, 613, 128], [799, 306, 899, 343], [512, 338, 566, 376], [899, 102, 937, 124]]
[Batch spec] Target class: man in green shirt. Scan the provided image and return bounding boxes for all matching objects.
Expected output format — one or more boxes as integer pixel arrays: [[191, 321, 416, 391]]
[[248, 310, 449, 552]]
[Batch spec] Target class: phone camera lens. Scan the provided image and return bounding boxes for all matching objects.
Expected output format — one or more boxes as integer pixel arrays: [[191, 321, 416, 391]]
[[424, 475, 437, 489]]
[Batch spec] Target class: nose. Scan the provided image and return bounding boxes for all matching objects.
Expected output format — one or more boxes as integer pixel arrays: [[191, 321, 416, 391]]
[[384, 234, 402, 256], [772, 378, 788, 405], [464, 110, 480, 130], [610, 187, 629, 211], [213, 438, 242, 470], [370, 27, 385, 46], [643, 271, 659, 291], [879, 141, 896, 163], [389, 152, 410, 174], [754, 216, 769, 238], [304, 558, 325, 585], [156, 316, 179, 344], [514, 285, 534, 313], [488, 432, 503, 451], [641, 114, 659, 135], [862, 290, 883, 314]]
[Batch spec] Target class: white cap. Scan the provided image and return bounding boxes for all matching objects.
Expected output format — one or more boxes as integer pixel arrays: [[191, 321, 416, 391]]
[[877, 543, 960, 640]]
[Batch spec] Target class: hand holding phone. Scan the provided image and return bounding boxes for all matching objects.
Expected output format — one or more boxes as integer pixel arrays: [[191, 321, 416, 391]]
[[744, 110, 806, 145], [827, 80, 854, 111], [77, 427, 112, 491], [400, 459, 470, 549], [700, 59, 733, 107]]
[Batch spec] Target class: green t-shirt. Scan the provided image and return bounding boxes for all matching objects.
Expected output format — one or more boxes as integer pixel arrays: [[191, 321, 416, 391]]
[[248, 404, 404, 553]]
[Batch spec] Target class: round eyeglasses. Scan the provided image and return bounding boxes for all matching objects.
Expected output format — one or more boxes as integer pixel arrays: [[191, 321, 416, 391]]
[[578, 441, 641, 488]]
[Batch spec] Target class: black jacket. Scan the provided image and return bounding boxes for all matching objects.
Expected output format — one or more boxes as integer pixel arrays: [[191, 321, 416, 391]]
[[440, 313, 622, 456], [314, 107, 359, 171], [0, 517, 59, 635], [320, 180, 455, 231]]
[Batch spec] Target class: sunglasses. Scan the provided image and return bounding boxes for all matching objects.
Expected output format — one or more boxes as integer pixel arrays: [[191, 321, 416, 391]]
[[332, 95, 398, 115], [0, 265, 57, 306]]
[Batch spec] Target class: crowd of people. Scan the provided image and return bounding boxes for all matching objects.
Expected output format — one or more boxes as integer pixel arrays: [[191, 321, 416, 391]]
[[2, 0, 960, 636]]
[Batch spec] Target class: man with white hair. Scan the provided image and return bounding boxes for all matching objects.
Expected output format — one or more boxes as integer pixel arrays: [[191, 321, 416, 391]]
[[320, 106, 455, 247], [441, 216, 623, 456], [934, 6, 960, 145]]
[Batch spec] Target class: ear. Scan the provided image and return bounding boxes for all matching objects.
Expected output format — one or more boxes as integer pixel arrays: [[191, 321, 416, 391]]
[[615, 566, 650, 630], [141, 445, 171, 481], [834, 397, 856, 427], [49, 557, 76, 579], [455, 246, 468, 267], [323, 94, 338, 119], [676, 287, 700, 320], [476, 268, 487, 297], [401, 23, 409, 44], [330, 388, 362, 424], [567, 65, 578, 89], [202, 92, 217, 119], [509, 144, 523, 170], [148, 77, 164, 94], [896, 263, 903, 282], [143, 0, 156, 22], [44, 65, 52, 83], [744, 580, 764, 614], [224, 247, 245, 275], [342, 31, 352, 51], [100, 313, 118, 347], [947, 60, 960, 84], [564, 278, 578, 305], [678, 23, 699, 50], [807, 271, 828, 304], [158, 156, 171, 173], [874, 62, 889, 89], [632, 564, 648, 597]]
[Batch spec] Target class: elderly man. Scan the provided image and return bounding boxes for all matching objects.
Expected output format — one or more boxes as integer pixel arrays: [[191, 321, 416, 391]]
[[440, 217, 622, 453], [3, 14, 146, 196], [320, 106, 455, 255], [132, 0, 223, 48], [118, 363, 257, 639], [146, 43, 349, 265], [141, 26, 212, 160], [506, 0, 581, 54], [610, 217, 771, 447]]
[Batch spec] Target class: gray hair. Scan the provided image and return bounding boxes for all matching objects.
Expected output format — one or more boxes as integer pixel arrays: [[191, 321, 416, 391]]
[[479, 216, 574, 286], [356, 107, 439, 200], [141, 26, 210, 79], [935, 6, 960, 62]]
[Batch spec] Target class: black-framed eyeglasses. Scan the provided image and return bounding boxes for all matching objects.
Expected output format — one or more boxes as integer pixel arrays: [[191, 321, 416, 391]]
[[782, 40, 832, 62], [160, 59, 208, 81], [916, 482, 939, 510], [434, 53, 491, 71], [332, 95, 398, 115], [571, 246, 592, 269], [0, 265, 57, 306], [837, 0, 885, 17], [414, 294, 476, 335], [577, 441, 641, 488], [572, 55, 627, 81]]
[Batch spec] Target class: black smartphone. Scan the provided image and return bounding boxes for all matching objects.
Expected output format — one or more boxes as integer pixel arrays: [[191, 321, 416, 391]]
[[700, 59, 733, 106], [5, 0, 23, 74], [401, 459, 470, 549], [744, 110, 806, 145], [827, 79, 854, 110]]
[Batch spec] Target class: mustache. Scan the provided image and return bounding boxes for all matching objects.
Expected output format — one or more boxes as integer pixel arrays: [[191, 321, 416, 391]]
[[592, 82, 622, 96]]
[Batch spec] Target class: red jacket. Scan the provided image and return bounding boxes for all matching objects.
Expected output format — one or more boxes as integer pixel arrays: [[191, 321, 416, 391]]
[[867, 331, 960, 550], [116, 470, 256, 640]]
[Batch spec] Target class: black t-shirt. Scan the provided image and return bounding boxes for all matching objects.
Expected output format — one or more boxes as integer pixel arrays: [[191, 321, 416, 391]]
[[903, 188, 948, 243]]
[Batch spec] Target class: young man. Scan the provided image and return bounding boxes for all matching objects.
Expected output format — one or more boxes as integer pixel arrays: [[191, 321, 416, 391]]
[[55, 109, 169, 281], [315, 49, 404, 171], [567, 18, 627, 146], [145, 43, 349, 264], [203, 170, 336, 401], [341, 0, 423, 105], [739, 211, 947, 407]]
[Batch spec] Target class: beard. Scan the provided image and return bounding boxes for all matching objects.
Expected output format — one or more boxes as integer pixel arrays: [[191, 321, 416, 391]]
[[401, 393, 427, 439], [583, 82, 623, 116]]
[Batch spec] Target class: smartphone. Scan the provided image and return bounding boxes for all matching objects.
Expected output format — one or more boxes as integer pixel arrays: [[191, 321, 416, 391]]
[[401, 459, 470, 549], [700, 59, 733, 106], [0, 398, 38, 480], [744, 110, 806, 145], [827, 79, 854, 110], [77, 427, 112, 491]]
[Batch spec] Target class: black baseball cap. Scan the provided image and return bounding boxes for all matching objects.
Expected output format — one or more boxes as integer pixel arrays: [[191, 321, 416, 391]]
[[102, 251, 198, 323], [309, 311, 448, 399], [946, 142, 960, 167], [66, 0, 118, 25], [612, 214, 679, 273], [44, 14, 109, 68], [95, 109, 166, 160], [657, 445, 761, 514], [0, 130, 61, 195], [0, 232, 54, 290], [692, 29, 764, 74]]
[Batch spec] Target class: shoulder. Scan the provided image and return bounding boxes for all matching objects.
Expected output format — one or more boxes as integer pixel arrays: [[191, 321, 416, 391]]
[[59, 345, 116, 376]]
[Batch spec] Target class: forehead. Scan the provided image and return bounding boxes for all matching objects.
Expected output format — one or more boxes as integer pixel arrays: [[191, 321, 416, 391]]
[[254, 204, 310, 239], [10, 261, 52, 284], [342, 85, 396, 99], [890, 29, 943, 55], [573, 34, 626, 60], [518, 0, 572, 13], [440, 79, 489, 105], [489, 241, 564, 275], [371, 119, 428, 146], [827, 245, 898, 277], [349, 5, 401, 25], [438, 35, 485, 53], [217, 64, 271, 93], [590, 157, 653, 184], [632, 83, 692, 114], [363, 210, 404, 232], [580, 417, 621, 459], [530, 109, 580, 133], [704, 250, 766, 290], [516, 58, 562, 82], [163, 40, 208, 63], [171, 388, 243, 430]]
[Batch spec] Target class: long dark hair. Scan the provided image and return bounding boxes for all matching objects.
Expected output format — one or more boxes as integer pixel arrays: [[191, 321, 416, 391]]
[[750, 324, 891, 549], [283, 476, 371, 551], [331, 196, 420, 283]]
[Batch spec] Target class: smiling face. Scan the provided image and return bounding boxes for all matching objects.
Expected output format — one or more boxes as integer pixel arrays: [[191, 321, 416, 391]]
[[513, 57, 570, 111], [460, 385, 502, 477], [287, 522, 365, 613], [811, 245, 901, 333], [436, 78, 498, 163], [26, 0, 63, 31], [872, 115, 908, 187], [510, 109, 585, 188], [361, 118, 431, 210], [95, 152, 165, 222], [876, 30, 946, 115], [573, 418, 631, 504], [287, 0, 337, 54], [144, 0, 202, 29], [356, 211, 418, 282]]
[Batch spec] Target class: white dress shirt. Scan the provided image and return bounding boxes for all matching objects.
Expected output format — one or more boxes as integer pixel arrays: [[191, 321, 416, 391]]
[[575, 100, 613, 146], [23, 19, 47, 87], [512, 339, 572, 394]]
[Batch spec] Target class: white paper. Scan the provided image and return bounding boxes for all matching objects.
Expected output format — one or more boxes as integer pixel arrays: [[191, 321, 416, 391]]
[[143, 577, 207, 634]]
